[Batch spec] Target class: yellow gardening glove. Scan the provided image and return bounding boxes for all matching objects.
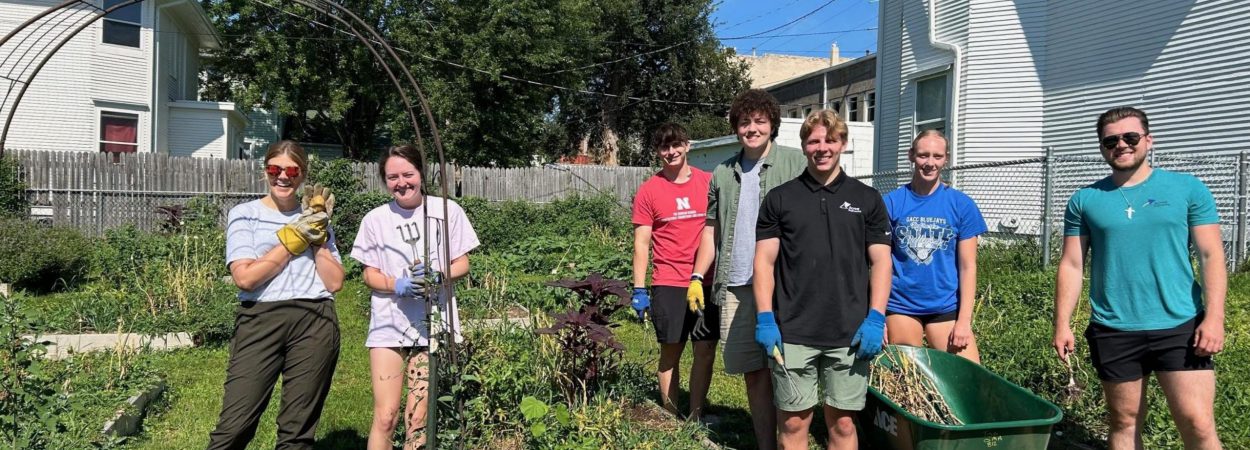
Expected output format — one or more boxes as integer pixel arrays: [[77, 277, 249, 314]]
[[276, 210, 329, 255], [686, 276, 705, 313], [302, 184, 336, 217]]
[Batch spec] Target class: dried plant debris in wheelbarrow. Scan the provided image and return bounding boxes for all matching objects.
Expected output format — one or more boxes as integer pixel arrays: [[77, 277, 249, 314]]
[[870, 350, 962, 425]]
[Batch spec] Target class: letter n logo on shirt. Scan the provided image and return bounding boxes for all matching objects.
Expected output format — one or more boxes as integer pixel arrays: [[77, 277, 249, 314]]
[[675, 197, 691, 211]]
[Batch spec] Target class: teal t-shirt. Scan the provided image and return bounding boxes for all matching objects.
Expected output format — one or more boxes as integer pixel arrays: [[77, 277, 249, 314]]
[[1063, 169, 1219, 331]]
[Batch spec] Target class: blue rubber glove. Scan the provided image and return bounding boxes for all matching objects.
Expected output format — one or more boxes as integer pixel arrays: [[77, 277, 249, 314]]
[[631, 287, 650, 321], [411, 262, 443, 284], [755, 311, 783, 358], [393, 275, 419, 299], [851, 309, 886, 360]]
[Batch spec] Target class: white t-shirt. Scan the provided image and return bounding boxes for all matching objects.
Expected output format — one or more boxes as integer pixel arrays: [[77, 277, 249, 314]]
[[350, 198, 480, 348], [225, 199, 341, 302]]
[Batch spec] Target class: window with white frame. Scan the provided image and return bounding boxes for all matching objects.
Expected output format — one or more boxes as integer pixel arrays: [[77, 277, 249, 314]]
[[100, 111, 139, 156], [103, 0, 141, 47], [849, 96, 860, 121], [803, 106, 812, 117], [868, 92, 876, 122], [830, 100, 842, 117], [915, 73, 949, 134]]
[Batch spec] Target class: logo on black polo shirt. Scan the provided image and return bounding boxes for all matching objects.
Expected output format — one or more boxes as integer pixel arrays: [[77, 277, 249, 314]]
[[839, 201, 861, 213], [896, 217, 955, 265]]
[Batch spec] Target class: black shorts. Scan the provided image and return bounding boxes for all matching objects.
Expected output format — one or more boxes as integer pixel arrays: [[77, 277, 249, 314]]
[[886, 309, 958, 325], [650, 285, 719, 344], [1085, 315, 1213, 382]]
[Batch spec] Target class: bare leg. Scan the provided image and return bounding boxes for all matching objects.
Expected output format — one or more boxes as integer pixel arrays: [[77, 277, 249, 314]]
[[745, 368, 778, 450], [923, 320, 981, 363], [404, 351, 430, 450], [777, 408, 812, 450], [689, 340, 717, 420], [885, 314, 924, 347], [658, 342, 685, 415], [368, 348, 405, 450], [822, 405, 858, 450], [1156, 370, 1221, 450], [1102, 378, 1148, 450]]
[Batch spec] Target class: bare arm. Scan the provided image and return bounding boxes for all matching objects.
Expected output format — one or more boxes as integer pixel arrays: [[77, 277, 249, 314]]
[[752, 237, 780, 313], [229, 245, 293, 291], [867, 243, 891, 314], [1053, 235, 1089, 361], [1192, 224, 1226, 356], [314, 246, 345, 293], [632, 225, 653, 288], [691, 222, 717, 277], [955, 237, 979, 323]]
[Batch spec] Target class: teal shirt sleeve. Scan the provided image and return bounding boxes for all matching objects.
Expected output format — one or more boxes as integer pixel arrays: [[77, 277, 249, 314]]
[[1186, 176, 1219, 226], [1063, 191, 1087, 236]]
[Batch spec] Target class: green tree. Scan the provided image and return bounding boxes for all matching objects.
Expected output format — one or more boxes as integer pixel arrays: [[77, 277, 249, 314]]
[[199, 0, 747, 166], [552, 0, 751, 166]]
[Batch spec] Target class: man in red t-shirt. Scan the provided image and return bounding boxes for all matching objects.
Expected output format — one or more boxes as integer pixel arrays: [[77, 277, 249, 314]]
[[632, 123, 719, 421]]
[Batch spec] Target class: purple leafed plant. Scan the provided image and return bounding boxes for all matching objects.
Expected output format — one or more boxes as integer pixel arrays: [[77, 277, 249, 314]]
[[537, 272, 630, 400]]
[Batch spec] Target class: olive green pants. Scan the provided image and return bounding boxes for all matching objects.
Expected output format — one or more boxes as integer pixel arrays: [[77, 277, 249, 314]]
[[207, 299, 340, 450]]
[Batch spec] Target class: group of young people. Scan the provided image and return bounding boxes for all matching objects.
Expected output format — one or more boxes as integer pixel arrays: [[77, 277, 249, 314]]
[[631, 92, 1225, 449], [198, 88, 1224, 450], [629, 89, 985, 449], [207, 142, 478, 450]]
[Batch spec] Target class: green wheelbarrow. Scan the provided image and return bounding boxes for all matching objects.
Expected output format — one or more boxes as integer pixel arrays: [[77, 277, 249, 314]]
[[858, 345, 1063, 450]]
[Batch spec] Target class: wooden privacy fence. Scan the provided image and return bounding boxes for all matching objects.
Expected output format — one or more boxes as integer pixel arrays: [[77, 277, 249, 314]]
[[459, 165, 653, 203], [8, 150, 655, 234]]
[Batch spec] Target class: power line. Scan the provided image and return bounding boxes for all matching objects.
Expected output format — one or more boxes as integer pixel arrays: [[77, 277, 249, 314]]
[[719, 27, 876, 40]]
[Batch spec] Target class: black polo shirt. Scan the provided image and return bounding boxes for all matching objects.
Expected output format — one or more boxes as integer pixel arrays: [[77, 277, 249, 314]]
[[756, 169, 892, 348]]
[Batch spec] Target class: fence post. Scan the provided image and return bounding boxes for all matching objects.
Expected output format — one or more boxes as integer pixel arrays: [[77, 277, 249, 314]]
[[1236, 150, 1249, 272], [1040, 146, 1054, 269]]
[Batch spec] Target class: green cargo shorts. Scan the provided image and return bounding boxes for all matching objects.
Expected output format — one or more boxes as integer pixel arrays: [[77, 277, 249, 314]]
[[770, 343, 869, 412]]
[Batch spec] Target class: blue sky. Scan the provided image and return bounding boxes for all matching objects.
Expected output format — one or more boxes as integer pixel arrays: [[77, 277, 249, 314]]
[[711, 0, 879, 59]]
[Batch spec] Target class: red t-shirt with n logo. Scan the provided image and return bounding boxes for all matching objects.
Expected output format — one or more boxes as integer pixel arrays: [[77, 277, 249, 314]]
[[632, 168, 711, 287]]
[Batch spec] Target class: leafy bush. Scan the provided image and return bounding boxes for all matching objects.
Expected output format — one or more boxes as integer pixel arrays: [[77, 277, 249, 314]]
[[0, 155, 26, 219], [0, 294, 69, 448], [459, 194, 631, 254], [0, 218, 91, 291], [305, 156, 392, 274]]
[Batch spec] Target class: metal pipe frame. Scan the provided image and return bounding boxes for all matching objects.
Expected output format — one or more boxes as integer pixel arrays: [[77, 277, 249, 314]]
[[0, 1, 456, 447]]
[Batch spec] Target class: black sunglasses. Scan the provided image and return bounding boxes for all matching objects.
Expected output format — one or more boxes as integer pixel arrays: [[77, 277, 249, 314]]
[[1100, 132, 1144, 149]]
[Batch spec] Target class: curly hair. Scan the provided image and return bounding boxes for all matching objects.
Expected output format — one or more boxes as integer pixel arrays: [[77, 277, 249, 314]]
[[728, 89, 781, 141]]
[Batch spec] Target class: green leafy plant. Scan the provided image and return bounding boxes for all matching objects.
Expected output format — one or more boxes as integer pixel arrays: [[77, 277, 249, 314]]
[[0, 218, 91, 292], [0, 156, 26, 219], [0, 294, 69, 448]]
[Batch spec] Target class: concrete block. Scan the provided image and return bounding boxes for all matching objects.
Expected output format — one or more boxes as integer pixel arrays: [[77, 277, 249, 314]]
[[30, 332, 195, 360], [102, 380, 167, 437]]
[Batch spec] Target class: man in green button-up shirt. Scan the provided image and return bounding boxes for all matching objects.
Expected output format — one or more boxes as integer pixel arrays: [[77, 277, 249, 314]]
[[689, 89, 805, 449]]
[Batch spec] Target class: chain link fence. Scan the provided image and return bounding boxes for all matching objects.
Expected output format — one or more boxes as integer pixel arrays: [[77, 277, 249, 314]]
[[859, 150, 1249, 271]]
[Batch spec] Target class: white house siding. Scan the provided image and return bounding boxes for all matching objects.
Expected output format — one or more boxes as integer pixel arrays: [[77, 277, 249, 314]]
[[875, 0, 964, 175], [167, 105, 225, 158], [1044, 0, 1250, 159], [0, 0, 153, 153]]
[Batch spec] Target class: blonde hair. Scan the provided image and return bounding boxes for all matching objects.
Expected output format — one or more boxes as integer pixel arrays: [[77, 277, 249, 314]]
[[909, 129, 947, 156], [799, 109, 848, 143]]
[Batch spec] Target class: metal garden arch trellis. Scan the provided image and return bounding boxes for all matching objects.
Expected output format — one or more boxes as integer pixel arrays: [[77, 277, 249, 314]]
[[0, 1, 459, 447]]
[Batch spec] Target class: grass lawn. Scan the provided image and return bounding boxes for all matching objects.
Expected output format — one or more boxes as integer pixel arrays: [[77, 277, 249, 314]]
[[122, 282, 377, 450]]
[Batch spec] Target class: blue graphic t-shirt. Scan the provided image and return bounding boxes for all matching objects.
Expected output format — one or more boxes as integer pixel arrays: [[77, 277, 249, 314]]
[[883, 183, 987, 315]]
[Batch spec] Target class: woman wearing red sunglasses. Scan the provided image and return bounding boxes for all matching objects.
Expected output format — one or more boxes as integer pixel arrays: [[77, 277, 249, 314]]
[[207, 140, 345, 450]]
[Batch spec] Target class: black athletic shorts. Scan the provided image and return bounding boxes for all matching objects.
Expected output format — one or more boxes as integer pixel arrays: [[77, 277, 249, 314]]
[[650, 285, 719, 344], [886, 309, 958, 325], [1085, 315, 1213, 382]]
